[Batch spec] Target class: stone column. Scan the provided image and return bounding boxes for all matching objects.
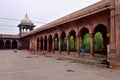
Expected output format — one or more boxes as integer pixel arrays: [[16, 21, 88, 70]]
[[52, 38, 55, 54], [115, 0, 120, 56], [109, 0, 120, 68], [3, 40, 5, 49], [39, 39, 41, 51], [110, 0, 116, 55], [90, 33, 94, 58], [67, 36, 70, 55], [34, 39, 36, 52], [58, 37, 61, 53], [10, 40, 12, 49], [47, 38, 49, 52], [76, 35, 80, 57], [35, 39, 37, 52], [43, 39, 44, 52]]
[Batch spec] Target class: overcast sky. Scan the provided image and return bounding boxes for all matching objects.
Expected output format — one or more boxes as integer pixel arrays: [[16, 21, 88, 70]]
[[0, 0, 101, 34]]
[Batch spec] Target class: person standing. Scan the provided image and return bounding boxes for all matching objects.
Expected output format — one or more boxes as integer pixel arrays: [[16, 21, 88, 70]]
[[81, 43, 85, 56]]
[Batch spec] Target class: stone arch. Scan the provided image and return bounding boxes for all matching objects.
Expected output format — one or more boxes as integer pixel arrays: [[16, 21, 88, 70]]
[[60, 31, 67, 51], [68, 30, 76, 51], [12, 40, 18, 49], [94, 24, 107, 38], [48, 35, 52, 51], [0, 40, 4, 49], [54, 33, 59, 51], [93, 24, 109, 55], [68, 29, 76, 36], [5, 40, 11, 49], [79, 27, 90, 51], [79, 27, 89, 40], [40, 36, 43, 50], [93, 22, 108, 31], [44, 36, 47, 51]]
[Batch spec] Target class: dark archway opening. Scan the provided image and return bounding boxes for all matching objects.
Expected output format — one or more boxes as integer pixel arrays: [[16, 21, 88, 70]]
[[37, 38, 40, 51], [40, 37, 43, 50], [94, 24, 109, 55], [79, 28, 89, 52], [12, 40, 17, 49], [54, 33, 59, 51], [0, 40, 4, 49], [69, 30, 76, 52], [61, 32, 66, 51], [5, 40, 11, 49]]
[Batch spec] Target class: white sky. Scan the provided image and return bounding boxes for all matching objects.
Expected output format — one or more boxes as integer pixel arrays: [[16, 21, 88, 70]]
[[0, 0, 101, 34]]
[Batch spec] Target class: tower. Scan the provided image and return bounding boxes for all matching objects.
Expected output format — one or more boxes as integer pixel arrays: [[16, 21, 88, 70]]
[[17, 14, 35, 37]]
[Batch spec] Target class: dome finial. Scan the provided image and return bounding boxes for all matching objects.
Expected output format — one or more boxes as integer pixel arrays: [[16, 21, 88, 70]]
[[25, 13, 28, 17]]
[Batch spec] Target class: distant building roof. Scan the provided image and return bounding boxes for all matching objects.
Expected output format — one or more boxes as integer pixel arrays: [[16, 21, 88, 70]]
[[0, 34, 19, 39]]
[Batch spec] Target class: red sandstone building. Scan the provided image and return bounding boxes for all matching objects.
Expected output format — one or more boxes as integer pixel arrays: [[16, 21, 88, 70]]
[[0, 0, 120, 67]]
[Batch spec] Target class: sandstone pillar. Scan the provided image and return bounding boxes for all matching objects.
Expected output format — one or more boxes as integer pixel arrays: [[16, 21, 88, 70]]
[[110, 0, 116, 55], [58, 37, 61, 53], [47, 38, 49, 52], [39, 39, 41, 51], [52, 38, 55, 53], [66, 36, 70, 55], [109, 0, 120, 68], [43, 39, 44, 52], [76, 35, 80, 57], [90, 33, 94, 58]]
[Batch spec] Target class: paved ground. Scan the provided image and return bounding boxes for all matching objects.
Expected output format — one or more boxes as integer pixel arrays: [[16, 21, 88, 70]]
[[0, 50, 119, 80]]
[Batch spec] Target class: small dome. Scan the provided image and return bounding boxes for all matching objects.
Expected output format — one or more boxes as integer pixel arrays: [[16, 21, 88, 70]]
[[20, 14, 34, 26]]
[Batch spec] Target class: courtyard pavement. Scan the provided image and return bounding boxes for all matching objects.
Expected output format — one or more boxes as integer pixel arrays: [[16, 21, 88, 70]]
[[0, 50, 119, 80]]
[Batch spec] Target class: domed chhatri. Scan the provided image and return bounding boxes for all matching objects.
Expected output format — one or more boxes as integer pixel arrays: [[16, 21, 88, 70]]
[[20, 14, 34, 26], [17, 14, 35, 36]]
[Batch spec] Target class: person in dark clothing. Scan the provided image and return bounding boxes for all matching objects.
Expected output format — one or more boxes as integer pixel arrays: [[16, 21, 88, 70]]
[[81, 43, 85, 56]]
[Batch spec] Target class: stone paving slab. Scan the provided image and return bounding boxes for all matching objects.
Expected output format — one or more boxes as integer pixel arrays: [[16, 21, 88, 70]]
[[0, 50, 120, 80]]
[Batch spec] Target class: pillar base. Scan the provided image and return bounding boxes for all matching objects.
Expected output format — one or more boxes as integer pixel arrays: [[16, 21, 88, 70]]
[[52, 51, 54, 54], [109, 51, 120, 68], [109, 58, 120, 68], [67, 51, 70, 55], [76, 52, 80, 57], [59, 50, 61, 54], [90, 53, 94, 58]]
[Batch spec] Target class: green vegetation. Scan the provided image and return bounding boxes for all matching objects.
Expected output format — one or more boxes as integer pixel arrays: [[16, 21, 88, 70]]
[[94, 32, 103, 51], [83, 33, 90, 50], [54, 32, 104, 51], [70, 36, 75, 51]]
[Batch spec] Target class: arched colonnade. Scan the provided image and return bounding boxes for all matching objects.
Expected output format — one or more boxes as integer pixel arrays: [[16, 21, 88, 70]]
[[30, 24, 109, 57], [0, 40, 18, 49]]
